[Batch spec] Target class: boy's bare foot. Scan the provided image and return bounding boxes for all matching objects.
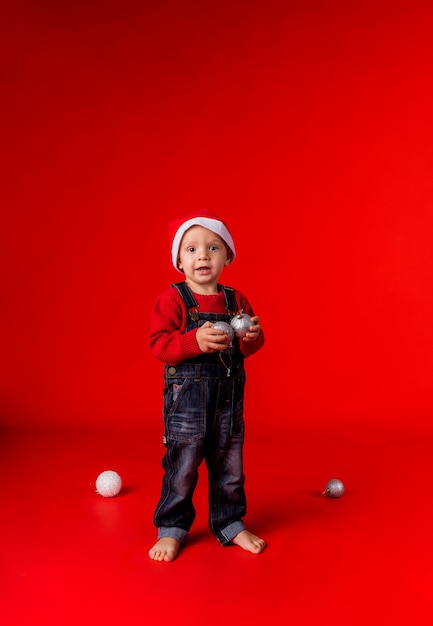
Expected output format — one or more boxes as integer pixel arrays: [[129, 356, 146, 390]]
[[149, 537, 181, 562], [231, 530, 266, 554]]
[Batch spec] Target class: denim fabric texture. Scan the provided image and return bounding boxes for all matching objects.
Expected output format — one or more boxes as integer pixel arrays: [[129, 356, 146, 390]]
[[154, 307, 248, 545]]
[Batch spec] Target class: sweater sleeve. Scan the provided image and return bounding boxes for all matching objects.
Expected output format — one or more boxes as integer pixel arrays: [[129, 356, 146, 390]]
[[148, 288, 202, 365]]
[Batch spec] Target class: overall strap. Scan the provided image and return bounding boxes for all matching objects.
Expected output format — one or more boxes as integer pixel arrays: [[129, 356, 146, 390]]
[[220, 285, 238, 316], [171, 282, 239, 319], [171, 281, 200, 321]]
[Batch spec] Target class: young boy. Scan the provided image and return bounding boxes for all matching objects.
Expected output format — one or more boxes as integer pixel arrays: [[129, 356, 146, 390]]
[[148, 209, 265, 562]]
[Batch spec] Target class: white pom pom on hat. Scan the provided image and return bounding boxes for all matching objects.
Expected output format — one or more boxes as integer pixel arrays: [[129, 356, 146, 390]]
[[169, 208, 236, 272]]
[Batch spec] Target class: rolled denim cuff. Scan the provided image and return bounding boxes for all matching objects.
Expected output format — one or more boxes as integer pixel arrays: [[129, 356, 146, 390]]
[[218, 520, 246, 545], [157, 526, 189, 545]]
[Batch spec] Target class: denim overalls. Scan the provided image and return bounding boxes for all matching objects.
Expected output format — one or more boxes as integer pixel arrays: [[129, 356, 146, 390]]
[[154, 282, 248, 546]]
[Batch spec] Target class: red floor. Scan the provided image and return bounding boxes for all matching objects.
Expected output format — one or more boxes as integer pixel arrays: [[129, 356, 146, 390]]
[[1, 419, 432, 625]]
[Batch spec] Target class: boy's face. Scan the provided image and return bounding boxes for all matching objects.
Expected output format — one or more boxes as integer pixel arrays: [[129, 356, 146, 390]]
[[178, 225, 231, 289]]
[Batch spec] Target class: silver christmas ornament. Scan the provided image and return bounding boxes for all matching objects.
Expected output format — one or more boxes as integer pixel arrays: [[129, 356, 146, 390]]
[[212, 321, 235, 342], [323, 478, 345, 498], [230, 312, 253, 337]]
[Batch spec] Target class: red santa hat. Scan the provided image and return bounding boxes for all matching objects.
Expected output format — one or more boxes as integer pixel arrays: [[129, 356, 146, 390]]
[[169, 209, 236, 272]]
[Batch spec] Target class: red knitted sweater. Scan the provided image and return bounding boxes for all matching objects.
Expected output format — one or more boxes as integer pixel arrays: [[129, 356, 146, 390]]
[[149, 285, 264, 366]]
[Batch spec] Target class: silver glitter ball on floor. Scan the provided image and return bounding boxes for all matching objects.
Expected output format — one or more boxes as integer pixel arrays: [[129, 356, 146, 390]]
[[230, 312, 253, 337], [323, 478, 345, 498], [212, 321, 234, 342]]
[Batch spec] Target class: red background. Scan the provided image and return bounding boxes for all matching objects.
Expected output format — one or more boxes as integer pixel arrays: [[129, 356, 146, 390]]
[[2, 3, 433, 624], [1, 1, 433, 425], [3, 0, 433, 432]]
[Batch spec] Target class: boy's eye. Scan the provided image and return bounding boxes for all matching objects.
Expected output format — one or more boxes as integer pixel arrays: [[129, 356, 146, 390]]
[[187, 247, 196, 253], [209, 245, 218, 251]]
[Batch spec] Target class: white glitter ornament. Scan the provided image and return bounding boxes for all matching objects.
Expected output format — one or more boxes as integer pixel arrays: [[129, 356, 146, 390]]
[[230, 312, 253, 337], [95, 470, 122, 497], [212, 321, 235, 342], [323, 478, 345, 498]]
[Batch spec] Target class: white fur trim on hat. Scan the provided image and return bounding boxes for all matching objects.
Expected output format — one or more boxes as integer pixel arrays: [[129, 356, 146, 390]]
[[171, 217, 236, 271]]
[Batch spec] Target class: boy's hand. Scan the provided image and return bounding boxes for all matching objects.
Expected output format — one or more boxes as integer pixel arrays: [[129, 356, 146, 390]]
[[196, 321, 232, 353], [242, 316, 262, 342]]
